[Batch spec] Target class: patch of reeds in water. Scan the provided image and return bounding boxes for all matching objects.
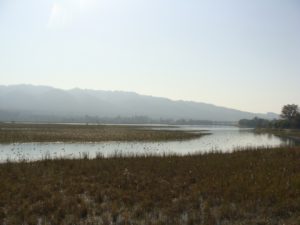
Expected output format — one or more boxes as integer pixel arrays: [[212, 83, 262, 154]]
[[0, 123, 206, 143]]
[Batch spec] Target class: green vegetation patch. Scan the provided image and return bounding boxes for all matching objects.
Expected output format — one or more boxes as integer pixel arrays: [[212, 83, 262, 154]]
[[0, 147, 300, 224]]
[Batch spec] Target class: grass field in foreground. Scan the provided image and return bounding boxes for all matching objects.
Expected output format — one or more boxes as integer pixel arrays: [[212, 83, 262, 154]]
[[0, 147, 299, 225], [0, 123, 205, 143]]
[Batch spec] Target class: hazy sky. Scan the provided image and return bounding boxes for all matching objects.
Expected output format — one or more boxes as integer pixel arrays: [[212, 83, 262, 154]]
[[0, 0, 299, 113]]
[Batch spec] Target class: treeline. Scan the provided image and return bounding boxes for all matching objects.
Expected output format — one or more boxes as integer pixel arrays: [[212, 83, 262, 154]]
[[239, 104, 300, 129], [0, 111, 235, 126], [90, 116, 234, 125], [84, 117, 235, 126]]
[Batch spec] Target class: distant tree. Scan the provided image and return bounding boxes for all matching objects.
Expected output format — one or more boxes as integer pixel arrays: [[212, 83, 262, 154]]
[[281, 104, 299, 121], [239, 104, 300, 129], [295, 113, 300, 128], [238, 117, 270, 128]]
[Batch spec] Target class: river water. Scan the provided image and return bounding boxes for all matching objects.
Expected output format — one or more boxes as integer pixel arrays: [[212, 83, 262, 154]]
[[0, 125, 297, 162]]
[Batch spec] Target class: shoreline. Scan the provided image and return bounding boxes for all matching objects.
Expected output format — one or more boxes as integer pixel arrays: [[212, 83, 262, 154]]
[[255, 128, 300, 142]]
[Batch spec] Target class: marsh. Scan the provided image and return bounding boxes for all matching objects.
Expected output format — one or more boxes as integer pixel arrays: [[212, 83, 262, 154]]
[[0, 123, 297, 162]]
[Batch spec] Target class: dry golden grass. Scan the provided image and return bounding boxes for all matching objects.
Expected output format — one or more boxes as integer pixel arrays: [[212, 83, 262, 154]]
[[0, 147, 299, 224], [0, 123, 205, 143]]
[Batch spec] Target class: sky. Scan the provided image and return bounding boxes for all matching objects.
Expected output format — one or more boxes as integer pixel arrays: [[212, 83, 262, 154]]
[[0, 0, 299, 114]]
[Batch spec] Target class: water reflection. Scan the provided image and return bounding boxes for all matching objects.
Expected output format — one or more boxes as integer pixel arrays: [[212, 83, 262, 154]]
[[0, 125, 298, 162]]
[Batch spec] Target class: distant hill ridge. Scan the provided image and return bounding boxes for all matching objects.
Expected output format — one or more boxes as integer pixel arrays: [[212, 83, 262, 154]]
[[0, 84, 278, 122]]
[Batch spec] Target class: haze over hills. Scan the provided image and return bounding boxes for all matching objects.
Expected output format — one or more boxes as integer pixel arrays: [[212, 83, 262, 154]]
[[0, 85, 278, 123]]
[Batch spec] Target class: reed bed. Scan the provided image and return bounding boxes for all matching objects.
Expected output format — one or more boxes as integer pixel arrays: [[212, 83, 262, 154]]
[[0, 123, 205, 143], [0, 147, 299, 224]]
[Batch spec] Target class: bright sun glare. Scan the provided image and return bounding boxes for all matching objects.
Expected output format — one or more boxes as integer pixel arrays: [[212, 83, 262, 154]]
[[48, 0, 97, 29]]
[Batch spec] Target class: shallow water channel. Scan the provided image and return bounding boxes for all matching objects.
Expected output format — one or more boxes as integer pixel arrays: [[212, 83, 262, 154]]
[[0, 125, 297, 162]]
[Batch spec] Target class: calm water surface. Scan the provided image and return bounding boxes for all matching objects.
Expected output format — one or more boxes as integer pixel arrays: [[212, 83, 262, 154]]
[[0, 125, 297, 162]]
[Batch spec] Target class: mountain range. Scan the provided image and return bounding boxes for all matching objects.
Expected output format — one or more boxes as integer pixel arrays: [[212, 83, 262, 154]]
[[0, 84, 278, 123]]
